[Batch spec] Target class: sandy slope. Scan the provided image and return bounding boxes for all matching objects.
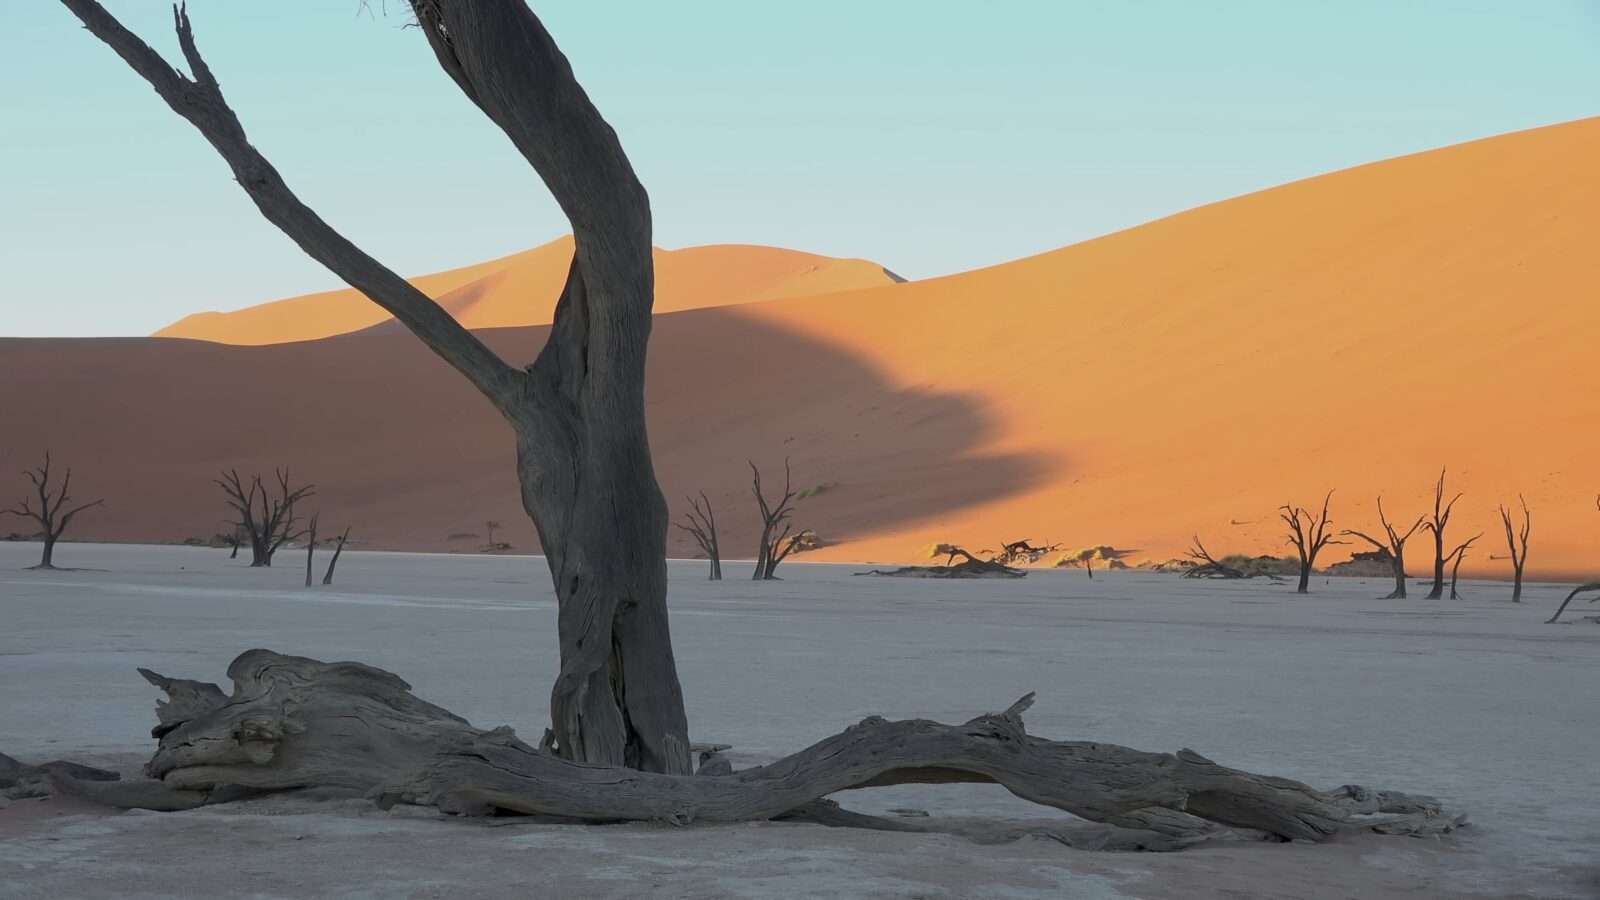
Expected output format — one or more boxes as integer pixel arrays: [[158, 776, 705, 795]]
[[154, 237, 902, 344], [5, 118, 1599, 576]]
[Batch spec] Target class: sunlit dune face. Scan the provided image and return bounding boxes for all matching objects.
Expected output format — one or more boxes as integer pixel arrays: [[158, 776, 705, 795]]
[[20, 118, 1600, 577]]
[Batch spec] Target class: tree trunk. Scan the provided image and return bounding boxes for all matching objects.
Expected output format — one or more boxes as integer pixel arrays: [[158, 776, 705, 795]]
[[1389, 549, 1407, 599], [1426, 531, 1446, 599], [1511, 567, 1523, 603], [54, 650, 1462, 851], [1296, 561, 1311, 594], [38, 534, 56, 569], [321, 528, 349, 585], [304, 518, 317, 588]]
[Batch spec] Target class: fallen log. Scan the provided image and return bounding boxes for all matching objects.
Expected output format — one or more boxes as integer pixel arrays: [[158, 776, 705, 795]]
[[59, 649, 1463, 850]]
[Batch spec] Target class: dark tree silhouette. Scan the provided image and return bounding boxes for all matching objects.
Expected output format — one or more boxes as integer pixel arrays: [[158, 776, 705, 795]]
[[673, 492, 722, 580], [322, 526, 352, 586], [750, 460, 800, 580], [1546, 497, 1599, 622], [1342, 498, 1423, 599], [1445, 533, 1481, 600], [304, 515, 319, 588], [64, 0, 692, 771], [1, 452, 103, 569], [1498, 496, 1531, 603], [1280, 491, 1345, 594], [1183, 537, 1247, 579], [216, 469, 314, 568], [1420, 468, 1463, 600]]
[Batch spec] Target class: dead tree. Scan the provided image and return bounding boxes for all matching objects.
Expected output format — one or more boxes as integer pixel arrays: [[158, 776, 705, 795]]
[[1548, 496, 1600, 621], [860, 543, 1027, 578], [215, 469, 314, 568], [322, 526, 351, 585], [70, 0, 698, 773], [1, 451, 103, 569], [1546, 583, 1600, 623], [1183, 537, 1247, 579], [750, 460, 799, 580], [672, 492, 721, 580], [1498, 496, 1531, 602], [1420, 468, 1463, 600], [1280, 491, 1345, 594], [482, 520, 505, 553], [1342, 498, 1423, 599], [218, 524, 245, 559], [1445, 533, 1481, 600], [54, 650, 1463, 852], [304, 515, 319, 588], [984, 540, 1063, 568]]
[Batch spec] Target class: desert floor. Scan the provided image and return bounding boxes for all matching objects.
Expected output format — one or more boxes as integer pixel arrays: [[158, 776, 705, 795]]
[[1, 543, 1596, 899]]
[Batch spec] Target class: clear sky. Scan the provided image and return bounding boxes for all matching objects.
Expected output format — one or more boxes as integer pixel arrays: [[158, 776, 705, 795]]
[[3, 1, 1597, 337]]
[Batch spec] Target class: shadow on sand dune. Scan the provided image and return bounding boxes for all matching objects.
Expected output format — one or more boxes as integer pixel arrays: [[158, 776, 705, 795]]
[[0, 306, 1052, 560]]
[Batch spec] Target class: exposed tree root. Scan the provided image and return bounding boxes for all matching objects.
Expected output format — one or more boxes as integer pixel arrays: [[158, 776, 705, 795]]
[[49, 650, 1465, 852]]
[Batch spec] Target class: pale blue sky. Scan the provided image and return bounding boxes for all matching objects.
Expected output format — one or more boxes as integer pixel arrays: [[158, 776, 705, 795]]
[[3, 1, 1597, 336]]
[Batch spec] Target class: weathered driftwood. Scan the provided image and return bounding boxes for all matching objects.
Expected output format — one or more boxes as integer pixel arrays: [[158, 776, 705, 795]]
[[57, 650, 1464, 851]]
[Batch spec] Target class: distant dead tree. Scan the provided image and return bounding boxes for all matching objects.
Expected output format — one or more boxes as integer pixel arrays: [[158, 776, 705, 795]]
[[1184, 537, 1247, 579], [1444, 532, 1481, 601], [1420, 468, 1463, 600], [216, 468, 314, 568], [1498, 496, 1531, 603], [860, 542, 1027, 578], [482, 520, 511, 553], [1, 451, 103, 569], [217, 523, 246, 559], [750, 460, 800, 580], [1342, 497, 1423, 599], [1547, 497, 1599, 622], [673, 492, 722, 580], [1280, 490, 1345, 594], [322, 526, 352, 586], [986, 540, 1062, 567], [304, 515, 319, 588]]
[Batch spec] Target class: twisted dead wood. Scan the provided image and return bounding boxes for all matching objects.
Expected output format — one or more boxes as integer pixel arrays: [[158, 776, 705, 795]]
[[54, 650, 1463, 851]]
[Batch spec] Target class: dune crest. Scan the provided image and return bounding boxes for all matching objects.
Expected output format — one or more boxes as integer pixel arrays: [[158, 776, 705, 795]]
[[153, 238, 902, 345]]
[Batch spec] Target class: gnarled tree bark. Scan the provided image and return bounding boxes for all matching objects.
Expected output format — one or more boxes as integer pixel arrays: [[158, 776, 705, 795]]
[[53, 651, 1464, 852], [63, 0, 690, 773]]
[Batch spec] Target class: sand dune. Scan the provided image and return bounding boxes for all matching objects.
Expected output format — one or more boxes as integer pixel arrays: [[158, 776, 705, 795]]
[[154, 238, 902, 345], [7, 118, 1600, 579]]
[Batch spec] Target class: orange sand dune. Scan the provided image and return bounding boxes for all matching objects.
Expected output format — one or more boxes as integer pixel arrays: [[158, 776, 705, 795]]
[[7, 118, 1600, 580], [154, 238, 902, 345]]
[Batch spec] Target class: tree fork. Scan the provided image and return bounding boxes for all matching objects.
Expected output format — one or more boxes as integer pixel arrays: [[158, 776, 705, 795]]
[[62, 0, 690, 772]]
